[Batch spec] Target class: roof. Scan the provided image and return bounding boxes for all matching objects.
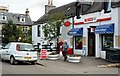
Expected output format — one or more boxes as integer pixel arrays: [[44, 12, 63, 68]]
[[0, 12, 33, 26], [35, 2, 77, 24], [112, 1, 120, 8], [35, 1, 120, 24]]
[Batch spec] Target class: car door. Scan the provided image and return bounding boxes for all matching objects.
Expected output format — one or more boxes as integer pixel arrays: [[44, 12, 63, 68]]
[[2, 43, 11, 60]]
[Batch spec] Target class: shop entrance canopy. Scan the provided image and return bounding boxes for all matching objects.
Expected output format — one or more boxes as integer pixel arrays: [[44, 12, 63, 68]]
[[69, 28, 83, 36], [95, 23, 114, 34]]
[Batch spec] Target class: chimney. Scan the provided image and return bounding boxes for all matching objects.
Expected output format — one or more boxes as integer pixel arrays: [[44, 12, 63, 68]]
[[25, 8, 29, 16], [45, 0, 56, 14], [104, 0, 111, 13]]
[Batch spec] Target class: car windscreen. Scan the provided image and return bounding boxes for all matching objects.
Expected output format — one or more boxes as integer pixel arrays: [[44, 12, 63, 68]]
[[17, 44, 34, 51]]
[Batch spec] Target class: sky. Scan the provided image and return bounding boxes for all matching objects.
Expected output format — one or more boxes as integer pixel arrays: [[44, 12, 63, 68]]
[[0, 0, 77, 21]]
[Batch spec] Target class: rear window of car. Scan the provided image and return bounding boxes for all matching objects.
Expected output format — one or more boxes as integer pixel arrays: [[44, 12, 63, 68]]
[[17, 44, 34, 51]]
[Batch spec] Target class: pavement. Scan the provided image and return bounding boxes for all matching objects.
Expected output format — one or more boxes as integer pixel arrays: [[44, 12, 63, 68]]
[[1, 54, 119, 75], [36, 56, 119, 74]]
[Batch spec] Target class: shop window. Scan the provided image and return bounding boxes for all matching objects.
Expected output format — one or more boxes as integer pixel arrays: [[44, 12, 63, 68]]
[[75, 36, 82, 49], [102, 34, 114, 50]]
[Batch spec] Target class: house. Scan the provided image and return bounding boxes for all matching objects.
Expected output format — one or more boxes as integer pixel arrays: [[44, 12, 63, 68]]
[[33, 0, 120, 60], [0, 6, 8, 13], [0, 8, 33, 46], [68, 1, 120, 60], [32, 0, 77, 49]]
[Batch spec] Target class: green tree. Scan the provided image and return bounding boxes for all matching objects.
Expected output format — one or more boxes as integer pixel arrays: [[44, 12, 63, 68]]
[[16, 27, 32, 43], [26, 27, 32, 43], [2, 20, 19, 44], [2, 20, 32, 44], [42, 12, 67, 51]]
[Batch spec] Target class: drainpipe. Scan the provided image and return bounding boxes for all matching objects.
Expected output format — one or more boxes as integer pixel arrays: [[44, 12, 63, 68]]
[[72, 16, 74, 54]]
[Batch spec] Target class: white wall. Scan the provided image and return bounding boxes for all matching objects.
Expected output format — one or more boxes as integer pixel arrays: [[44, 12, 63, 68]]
[[61, 18, 73, 48], [118, 8, 120, 36], [32, 24, 44, 46], [73, 7, 119, 58], [74, 12, 100, 55], [32, 23, 62, 47]]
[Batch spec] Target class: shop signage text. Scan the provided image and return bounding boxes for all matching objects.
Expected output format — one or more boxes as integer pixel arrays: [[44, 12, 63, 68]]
[[84, 17, 96, 23], [74, 17, 111, 25]]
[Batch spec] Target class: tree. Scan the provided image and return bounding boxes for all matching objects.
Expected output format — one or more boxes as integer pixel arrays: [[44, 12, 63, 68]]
[[13, 26, 32, 43], [26, 27, 32, 43], [2, 20, 32, 44], [2, 20, 19, 44], [42, 12, 67, 51]]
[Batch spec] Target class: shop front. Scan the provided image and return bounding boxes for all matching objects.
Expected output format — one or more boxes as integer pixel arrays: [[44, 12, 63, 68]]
[[95, 23, 114, 59], [68, 28, 83, 55], [88, 27, 96, 56]]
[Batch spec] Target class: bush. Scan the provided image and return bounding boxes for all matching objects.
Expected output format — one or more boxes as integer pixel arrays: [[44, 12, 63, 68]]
[[70, 54, 80, 57]]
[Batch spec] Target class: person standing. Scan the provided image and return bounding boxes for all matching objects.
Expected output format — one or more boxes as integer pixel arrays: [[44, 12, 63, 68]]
[[62, 40, 69, 61], [58, 40, 63, 54]]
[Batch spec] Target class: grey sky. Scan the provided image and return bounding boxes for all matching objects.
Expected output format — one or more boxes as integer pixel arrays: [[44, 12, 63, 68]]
[[0, 0, 76, 21]]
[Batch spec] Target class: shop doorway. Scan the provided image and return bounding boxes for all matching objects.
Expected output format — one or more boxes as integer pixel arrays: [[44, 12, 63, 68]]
[[88, 28, 95, 56]]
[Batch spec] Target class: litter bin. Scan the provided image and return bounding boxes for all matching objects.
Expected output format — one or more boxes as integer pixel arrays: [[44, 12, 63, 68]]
[[105, 48, 120, 63]]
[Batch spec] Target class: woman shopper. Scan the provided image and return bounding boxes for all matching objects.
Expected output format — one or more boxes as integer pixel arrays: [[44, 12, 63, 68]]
[[62, 40, 69, 61]]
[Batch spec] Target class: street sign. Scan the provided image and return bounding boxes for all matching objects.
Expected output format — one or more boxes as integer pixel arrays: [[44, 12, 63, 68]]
[[40, 49, 47, 59]]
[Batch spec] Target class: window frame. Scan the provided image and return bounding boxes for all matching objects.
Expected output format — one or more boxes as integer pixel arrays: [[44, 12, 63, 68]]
[[101, 34, 114, 50], [20, 17, 25, 22], [1, 15, 7, 20], [75, 36, 83, 50], [37, 25, 41, 37]]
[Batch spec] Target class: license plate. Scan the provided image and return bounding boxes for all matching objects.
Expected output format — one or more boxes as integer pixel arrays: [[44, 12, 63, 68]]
[[24, 57, 31, 59]]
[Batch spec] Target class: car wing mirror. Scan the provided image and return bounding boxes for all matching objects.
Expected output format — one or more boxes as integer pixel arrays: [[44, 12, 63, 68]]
[[1, 47, 5, 49]]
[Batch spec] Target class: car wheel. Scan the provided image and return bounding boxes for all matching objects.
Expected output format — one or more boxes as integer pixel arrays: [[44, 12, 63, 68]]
[[30, 61, 36, 65], [1, 58, 5, 62], [10, 56, 18, 65]]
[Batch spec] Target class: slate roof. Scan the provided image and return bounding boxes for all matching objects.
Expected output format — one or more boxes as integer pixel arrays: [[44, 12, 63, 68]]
[[35, 1, 120, 24], [0, 12, 33, 26], [35, 2, 77, 24]]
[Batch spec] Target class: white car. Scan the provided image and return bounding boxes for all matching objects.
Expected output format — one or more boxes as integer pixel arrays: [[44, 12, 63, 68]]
[[0, 42, 37, 65]]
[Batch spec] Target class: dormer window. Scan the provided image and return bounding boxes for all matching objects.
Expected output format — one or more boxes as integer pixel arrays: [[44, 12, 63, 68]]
[[1, 15, 7, 20], [20, 17, 25, 22], [67, 7, 71, 11]]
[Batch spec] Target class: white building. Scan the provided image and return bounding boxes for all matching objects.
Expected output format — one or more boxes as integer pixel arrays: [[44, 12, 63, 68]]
[[32, 1, 120, 61], [68, 2, 120, 60], [32, 1, 76, 49]]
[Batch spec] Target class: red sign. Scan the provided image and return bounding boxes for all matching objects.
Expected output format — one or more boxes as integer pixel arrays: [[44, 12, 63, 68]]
[[40, 49, 47, 59], [84, 17, 94, 22], [64, 21, 70, 27]]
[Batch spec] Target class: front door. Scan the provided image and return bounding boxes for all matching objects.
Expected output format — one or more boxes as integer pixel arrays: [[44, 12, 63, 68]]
[[88, 28, 95, 56]]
